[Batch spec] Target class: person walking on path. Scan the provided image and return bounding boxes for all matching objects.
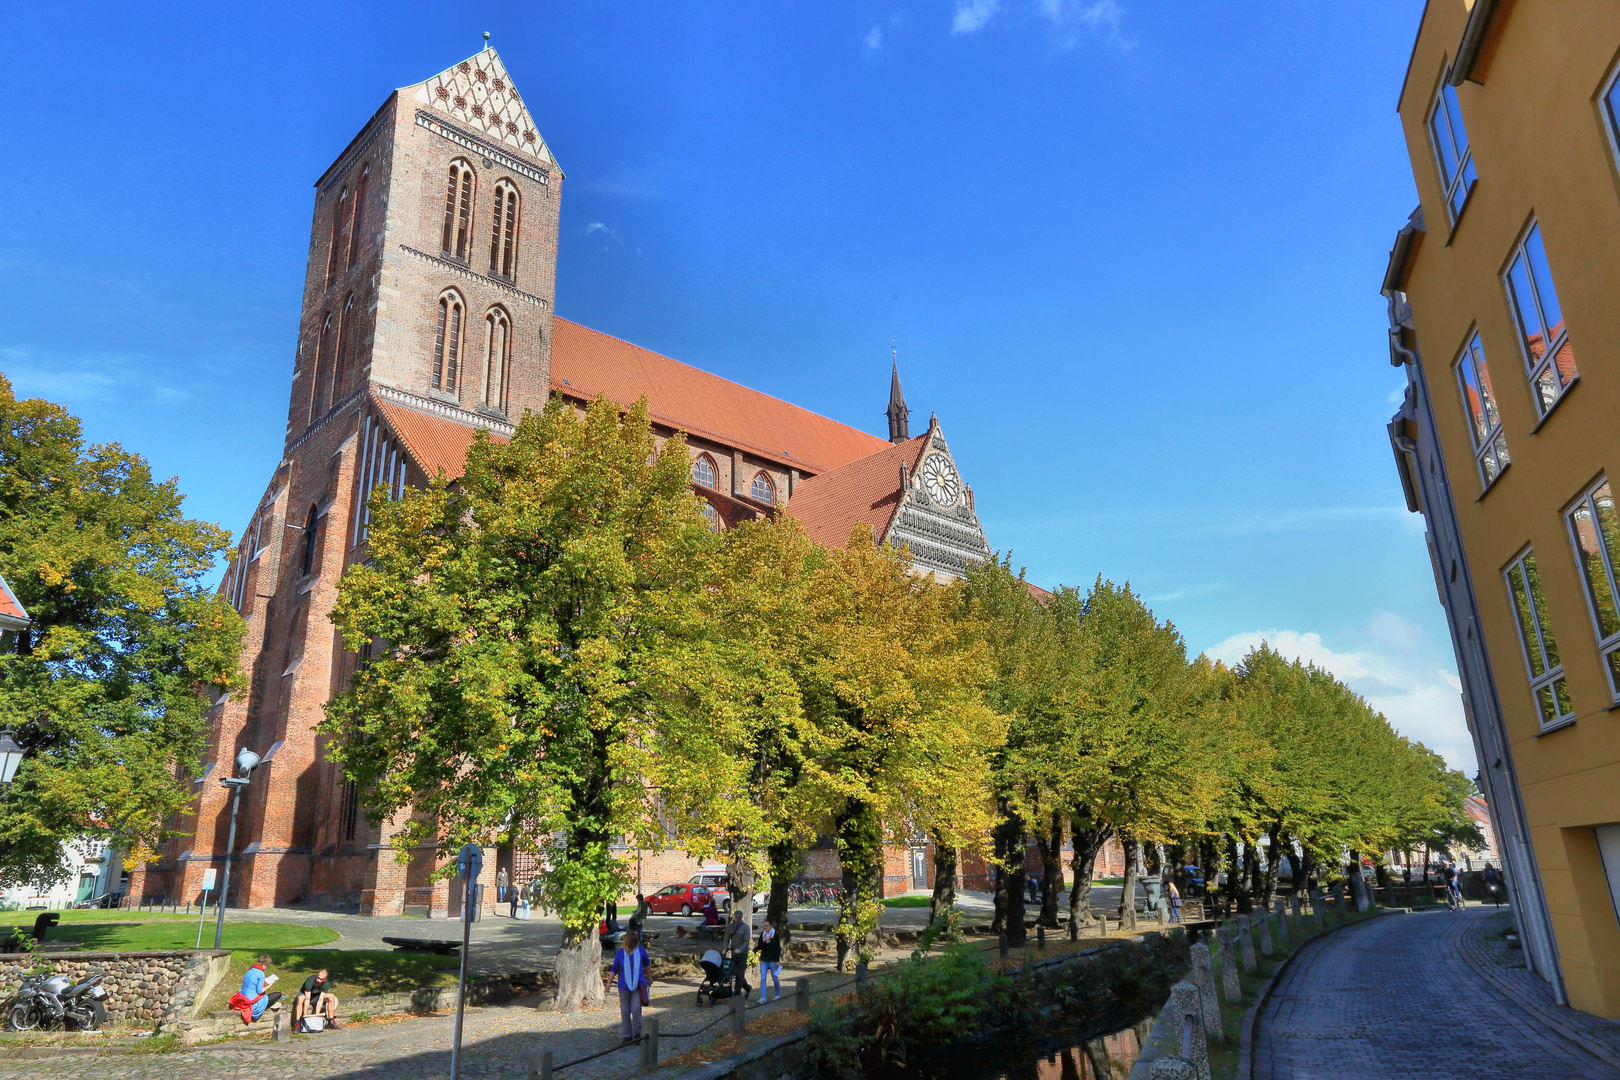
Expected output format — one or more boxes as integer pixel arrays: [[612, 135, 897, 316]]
[[496, 868, 509, 907], [509, 876, 521, 918], [726, 909, 752, 996], [609, 929, 649, 1042], [518, 878, 533, 920], [1167, 879, 1183, 923], [604, 896, 621, 935], [756, 918, 782, 1003]]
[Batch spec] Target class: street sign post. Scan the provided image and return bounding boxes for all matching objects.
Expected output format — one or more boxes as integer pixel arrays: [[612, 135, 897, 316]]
[[195, 868, 217, 949], [449, 843, 482, 1080]]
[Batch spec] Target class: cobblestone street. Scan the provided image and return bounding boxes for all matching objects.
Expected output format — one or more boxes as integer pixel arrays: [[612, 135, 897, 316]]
[[1253, 908, 1620, 1080]]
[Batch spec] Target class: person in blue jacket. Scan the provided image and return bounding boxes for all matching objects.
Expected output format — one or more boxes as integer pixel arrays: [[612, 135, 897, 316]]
[[239, 955, 284, 1021]]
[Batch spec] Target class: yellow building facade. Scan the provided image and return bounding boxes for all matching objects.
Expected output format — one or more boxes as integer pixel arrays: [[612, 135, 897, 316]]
[[1387, 0, 1620, 1017]]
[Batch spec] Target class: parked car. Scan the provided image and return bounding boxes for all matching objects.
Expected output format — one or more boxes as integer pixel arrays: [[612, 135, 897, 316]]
[[1181, 866, 1207, 894], [686, 868, 767, 910], [645, 883, 713, 916], [75, 891, 124, 909]]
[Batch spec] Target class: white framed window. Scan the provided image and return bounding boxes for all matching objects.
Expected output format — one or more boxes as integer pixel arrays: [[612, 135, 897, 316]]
[[1503, 222, 1577, 416], [1426, 79, 1477, 223], [1566, 477, 1620, 699], [750, 472, 775, 505], [1504, 547, 1575, 730], [1600, 60, 1620, 176], [692, 454, 718, 490], [1454, 331, 1508, 489]]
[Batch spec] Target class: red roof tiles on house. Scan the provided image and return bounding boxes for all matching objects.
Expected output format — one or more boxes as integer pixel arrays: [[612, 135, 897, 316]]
[[550, 318, 891, 475], [373, 396, 507, 481], [781, 435, 929, 550], [0, 572, 27, 628]]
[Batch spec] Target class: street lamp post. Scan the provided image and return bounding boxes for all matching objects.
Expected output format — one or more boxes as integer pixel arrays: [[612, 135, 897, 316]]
[[213, 748, 261, 950], [0, 728, 24, 796]]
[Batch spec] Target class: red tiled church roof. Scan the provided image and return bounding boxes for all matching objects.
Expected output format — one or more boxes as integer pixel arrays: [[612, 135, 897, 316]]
[[781, 435, 928, 549], [374, 396, 507, 480], [549, 319, 890, 475]]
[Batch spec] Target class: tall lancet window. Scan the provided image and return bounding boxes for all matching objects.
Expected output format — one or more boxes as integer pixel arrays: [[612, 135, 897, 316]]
[[441, 160, 476, 262], [489, 181, 520, 280], [309, 311, 335, 423], [482, 308, 510, 411], [326, 186, 349, 288], [432, 291, 464, 394], [331, 293, 355, 404], [347, 165, 369, 268]]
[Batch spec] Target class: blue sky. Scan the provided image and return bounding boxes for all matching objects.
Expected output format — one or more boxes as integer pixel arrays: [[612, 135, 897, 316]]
[[0, 2, 1473, 770]]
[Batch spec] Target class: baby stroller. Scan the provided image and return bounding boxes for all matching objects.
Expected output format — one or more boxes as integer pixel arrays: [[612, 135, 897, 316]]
[[696, 950, 734, 1007]]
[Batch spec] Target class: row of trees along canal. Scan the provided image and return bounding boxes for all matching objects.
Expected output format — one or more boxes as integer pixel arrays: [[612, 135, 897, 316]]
[[323, 397, 1479, 1011], [0, 382, 1475, 1015]]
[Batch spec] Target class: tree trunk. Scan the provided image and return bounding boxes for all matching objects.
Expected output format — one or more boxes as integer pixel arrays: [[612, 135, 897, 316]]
[[765, 840, 798, 947], [725, 855, 758, 927], [991, 793, 1026, 943], [553, 923, 604, 1012], [1259, 822, 1283, 911], [1035, 808, 1064, 927], [1298, 844, 1316, 894], [1067, 821, 1110, 928], [928, 828, 957, 927], [1201, 836, 1224, 917], [1144, 842, 1162, 876], [1117, 835, 1140, 929], [1229, 835, 1251, 914], [833, 802, 884, 972]]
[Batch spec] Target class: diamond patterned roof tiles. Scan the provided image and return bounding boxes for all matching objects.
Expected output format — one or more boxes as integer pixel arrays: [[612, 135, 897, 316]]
[[404, 49, 557, 167]]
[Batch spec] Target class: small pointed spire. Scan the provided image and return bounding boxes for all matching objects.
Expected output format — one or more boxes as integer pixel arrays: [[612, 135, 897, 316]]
[[886, 339, 910, 445], [482, 31, 491, 50]]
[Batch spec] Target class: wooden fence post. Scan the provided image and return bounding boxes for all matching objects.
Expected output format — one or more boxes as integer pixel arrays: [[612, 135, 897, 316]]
[[795, 977, 810, 1011], [527, 1049, 552, 1080], [641, 1019, 658, 1073]]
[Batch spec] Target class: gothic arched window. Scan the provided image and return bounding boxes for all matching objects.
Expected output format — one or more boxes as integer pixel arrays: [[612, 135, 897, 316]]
[[310, 311, 335, 422], [326, 186, 349, 288], [432, 291, 465, 393], [481, 307, 510, 411], [751, 472, 776, 505], [489, 180, 520, 280], [347, 166, 369, 268], [702, 502, 721, 532], [692, 454, 718, 490], [441, 160, 476, 262], [301, 504, 320, 576], [331, 293, 355, 404]]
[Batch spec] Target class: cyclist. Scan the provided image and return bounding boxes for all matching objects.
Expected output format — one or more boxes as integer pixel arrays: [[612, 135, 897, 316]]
[[1441, 862, 1462, 910]]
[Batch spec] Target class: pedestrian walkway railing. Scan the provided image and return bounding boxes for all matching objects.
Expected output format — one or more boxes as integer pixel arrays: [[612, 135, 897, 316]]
[[524, 918, 1151, 1079]]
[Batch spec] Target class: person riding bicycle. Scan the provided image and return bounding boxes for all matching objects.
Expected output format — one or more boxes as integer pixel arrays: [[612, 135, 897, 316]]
[[1441, 862, 1461, 908], [1482, 863, 1503, 907]]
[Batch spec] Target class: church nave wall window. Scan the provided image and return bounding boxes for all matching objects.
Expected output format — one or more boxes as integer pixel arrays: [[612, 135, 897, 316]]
[[480, 307, 511, 412], [702, 502, 721, 532], [432, 290, 465, 394], [325, 185, 349, 289], [692, 454, 718, 490], [347, 165, 370, 269], [352, 412, 407, 547], [441, 160, 476, 263], [751, 471, 776, 505], [489, 180, 520, 281], [301, 504, 321, 577]]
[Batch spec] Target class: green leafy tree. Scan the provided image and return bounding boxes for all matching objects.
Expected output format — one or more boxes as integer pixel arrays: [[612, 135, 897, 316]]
[[324, 395, 718, 1011], [0, 377, 243, 888]]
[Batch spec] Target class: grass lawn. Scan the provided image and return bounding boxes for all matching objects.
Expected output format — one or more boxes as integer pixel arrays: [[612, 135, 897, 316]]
[[197, 948, 462, 1017], [881, 896, 932, 908], [34, 914, 337, 952]]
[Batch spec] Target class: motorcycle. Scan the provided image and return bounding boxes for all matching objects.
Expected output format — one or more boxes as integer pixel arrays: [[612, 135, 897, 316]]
[[6, 971, 108, 1032]]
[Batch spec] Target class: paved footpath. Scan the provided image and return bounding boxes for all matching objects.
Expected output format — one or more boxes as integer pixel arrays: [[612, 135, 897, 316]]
[[1253, 906, 1620, 1080]]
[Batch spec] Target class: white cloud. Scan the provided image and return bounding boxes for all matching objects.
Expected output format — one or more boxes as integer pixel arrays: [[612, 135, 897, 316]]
[[1145, 582, 1223, 604], [864, 25, 883, 50], [952, 0, 1000, 35], [1038, 0, 1131, 50], [1203, 615, 1476, 775]]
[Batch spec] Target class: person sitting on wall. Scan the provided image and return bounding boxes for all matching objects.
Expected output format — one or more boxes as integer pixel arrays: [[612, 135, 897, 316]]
[[293, 968, 339, 1031], [701, 892, 721, 926], [228, 955, 283, 1025]]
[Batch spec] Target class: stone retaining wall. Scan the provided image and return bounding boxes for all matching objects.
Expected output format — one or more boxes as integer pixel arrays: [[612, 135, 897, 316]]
[[0, 950, 232, 1025]]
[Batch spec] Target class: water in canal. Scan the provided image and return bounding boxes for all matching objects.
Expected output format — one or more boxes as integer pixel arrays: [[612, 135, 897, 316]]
[[973, 1019, 1150, 1080]]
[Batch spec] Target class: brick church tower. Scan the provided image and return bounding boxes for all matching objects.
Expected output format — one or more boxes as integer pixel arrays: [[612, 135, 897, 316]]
[[138, 47, 563, 914]]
